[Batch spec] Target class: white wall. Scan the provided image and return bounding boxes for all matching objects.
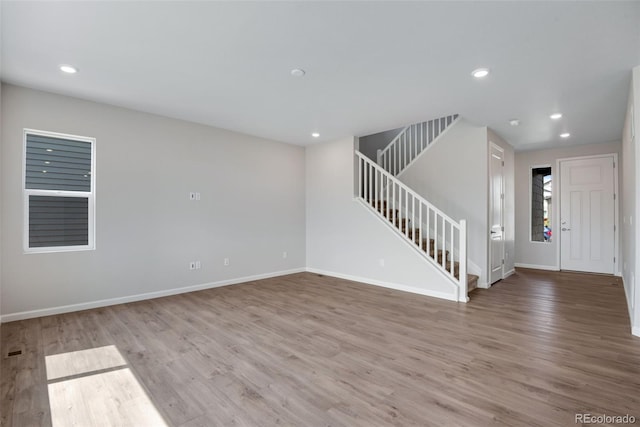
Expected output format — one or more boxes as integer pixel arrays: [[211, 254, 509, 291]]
[[399, 119, 490, 285], [0, 7, 3, 324], [635, 66, 640, 337], [0, 78, 3, 325], [621, 69, 636, 334], [305, 136, 458, 301], [623, 65, 640, 337], [514, 141, 622, 270], [488, 129, 516, 276], [1, 84, 306, 320]]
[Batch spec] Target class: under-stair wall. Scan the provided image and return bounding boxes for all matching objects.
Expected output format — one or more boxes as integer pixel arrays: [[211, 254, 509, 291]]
[[398, 119, 514, 287], [306, 136, 460, 300]]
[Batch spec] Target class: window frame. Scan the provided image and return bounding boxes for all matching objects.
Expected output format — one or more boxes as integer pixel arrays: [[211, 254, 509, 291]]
[[23, 128, 96, 254], [529, 164, 552, 244]]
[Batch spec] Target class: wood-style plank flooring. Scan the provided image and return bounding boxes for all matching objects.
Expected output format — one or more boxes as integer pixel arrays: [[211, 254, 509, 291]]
[[1, 269, 639, 426]]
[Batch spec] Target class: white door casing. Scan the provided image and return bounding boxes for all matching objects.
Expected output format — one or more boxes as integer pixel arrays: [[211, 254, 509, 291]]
[[559, 155, 616, 274], [489, 143, 505, 285]]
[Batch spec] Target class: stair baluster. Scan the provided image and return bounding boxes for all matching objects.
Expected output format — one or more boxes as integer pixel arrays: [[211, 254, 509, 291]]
[[377, 114, 459, 176], [356, 150, 469, 302]]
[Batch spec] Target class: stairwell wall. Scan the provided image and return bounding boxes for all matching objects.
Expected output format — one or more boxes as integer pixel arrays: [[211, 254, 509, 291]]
[[305, 136, 458, 301], [358, 127, 404, 162], [399, 119, 491, 286]]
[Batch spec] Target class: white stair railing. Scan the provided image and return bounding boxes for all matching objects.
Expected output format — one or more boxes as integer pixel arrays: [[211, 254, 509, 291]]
[[377, 114, 459, 176], [356, 151, 468, 302]]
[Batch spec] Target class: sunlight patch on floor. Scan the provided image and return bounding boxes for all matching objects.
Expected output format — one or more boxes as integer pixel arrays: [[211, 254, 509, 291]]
[[45, 345, 127, 380], [45, 345, 168, 427]]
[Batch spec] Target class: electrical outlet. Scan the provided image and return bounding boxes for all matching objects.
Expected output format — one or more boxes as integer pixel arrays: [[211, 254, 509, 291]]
[[195, 192, 201, 201], [189, 192, 196, 201], [189, 261, 196, 270], [282, 251, 287, 259], [224, 258, 229, 266], [195, 261, 201, 269]]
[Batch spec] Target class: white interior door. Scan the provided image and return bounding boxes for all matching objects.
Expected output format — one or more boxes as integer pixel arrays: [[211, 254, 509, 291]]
[[560, 156, 615, 274], [489, 143, 504, 284]]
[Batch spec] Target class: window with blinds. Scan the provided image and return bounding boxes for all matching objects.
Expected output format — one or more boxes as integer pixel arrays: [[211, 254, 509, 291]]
[[23, 130, 95, 253]]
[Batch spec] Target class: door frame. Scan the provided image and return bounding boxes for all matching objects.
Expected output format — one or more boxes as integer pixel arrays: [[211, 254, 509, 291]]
[[488, 141, 505, 285], [555, 153, 619, 274]]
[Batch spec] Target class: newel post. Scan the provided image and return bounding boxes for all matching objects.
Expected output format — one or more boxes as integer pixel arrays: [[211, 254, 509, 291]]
[[459, 219, 468, 302]]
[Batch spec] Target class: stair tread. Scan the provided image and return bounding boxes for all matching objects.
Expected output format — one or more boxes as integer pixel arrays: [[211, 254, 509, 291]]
[[467, 274, 479, 292], [369, 198, 472, 289]]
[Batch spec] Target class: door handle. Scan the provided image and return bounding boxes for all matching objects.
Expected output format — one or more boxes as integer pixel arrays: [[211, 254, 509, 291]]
[[561, 227, 571, 231], [490, 231, 497, 234]]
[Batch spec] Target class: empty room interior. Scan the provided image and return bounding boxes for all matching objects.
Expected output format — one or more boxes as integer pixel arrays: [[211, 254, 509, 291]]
[[1, 1, 640, 426]]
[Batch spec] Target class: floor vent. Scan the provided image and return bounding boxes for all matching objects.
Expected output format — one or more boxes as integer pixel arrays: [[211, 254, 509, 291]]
[[7, 350, 22, 357]]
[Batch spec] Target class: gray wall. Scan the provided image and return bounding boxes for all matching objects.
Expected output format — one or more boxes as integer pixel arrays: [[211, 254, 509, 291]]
[[635, 66, 640, 337], [1, 84, 306, 319], [358, 127, 403, 162], [622, 65, 640, 337], [305, 136, 457, 300], [514, 141, 622, 271], [0, 8, 3, 323], [0, 76, 3, 322]]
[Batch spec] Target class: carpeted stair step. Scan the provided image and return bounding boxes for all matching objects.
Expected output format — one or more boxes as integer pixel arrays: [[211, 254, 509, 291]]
[[467, 274, 479, 292], [432, 249, 450, 263], [396, 218, 411, 229], [443, 260, 459, 278], [419, 238, 436, 252], [367, 198, 478, 297]]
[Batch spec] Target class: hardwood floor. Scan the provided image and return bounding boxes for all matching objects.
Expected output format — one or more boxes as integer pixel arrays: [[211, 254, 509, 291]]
[[1, 269, 639, 426]]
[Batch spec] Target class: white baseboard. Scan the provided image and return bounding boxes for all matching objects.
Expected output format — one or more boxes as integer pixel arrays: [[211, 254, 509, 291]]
[[306, 267, 458, 302], [476, 281, 490, 289], [514, 263, 559, 271], [0, 268, 306, 323], [621, 276, 634, 328], [633, 326, 640, 338], [476, 269, 513, 289]]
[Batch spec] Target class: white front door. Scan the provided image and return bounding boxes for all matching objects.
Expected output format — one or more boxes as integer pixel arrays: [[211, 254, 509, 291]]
[[489, 143, 504, 284], [560, 156, 615, 274]]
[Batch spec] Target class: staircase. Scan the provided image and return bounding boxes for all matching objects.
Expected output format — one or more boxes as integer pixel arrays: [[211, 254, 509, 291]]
[[377, 114, 459, 176], [356, 151, 478, 302]]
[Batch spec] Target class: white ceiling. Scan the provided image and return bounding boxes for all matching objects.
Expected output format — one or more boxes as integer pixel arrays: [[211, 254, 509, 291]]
[[2, 1, 639, 150]]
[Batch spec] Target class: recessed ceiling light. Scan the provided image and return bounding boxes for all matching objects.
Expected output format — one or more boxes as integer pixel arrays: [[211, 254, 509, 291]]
[[42, 170, 47, 173], [44, 161, 50, 164], [311, 132, 320, 138], [291, 68, 306, 77], [46, 148, 53, 152], [471, 68, 490, 78], [59, 64, 78, 74], [509, 119, 520, 126], [550, 113, 563, 120], [560, 133, 570, 138]]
